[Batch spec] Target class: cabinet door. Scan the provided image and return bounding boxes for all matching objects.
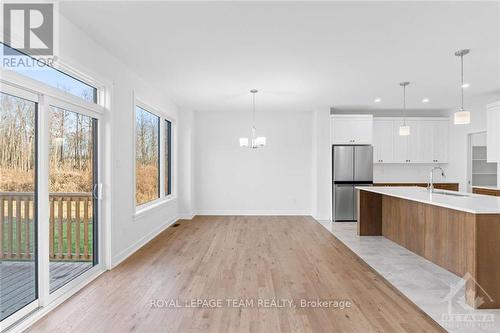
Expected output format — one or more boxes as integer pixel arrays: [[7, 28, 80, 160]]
[[417, 121, 434, 163], [373, 119, 394, 163], [487, 105, 500, 162], [393, 120, 409, 163], [352, 118, 373, 144], [331, 117, 354, 144], [432, 120, 449, 163], [331, 116, 373, 144], [406, 120, 425, 163]]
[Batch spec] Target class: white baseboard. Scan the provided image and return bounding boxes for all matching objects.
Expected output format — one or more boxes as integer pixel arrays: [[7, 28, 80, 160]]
[[178, 213, 195, 220], [111, 215, 179, 268], [312, 215, 332, 222], [194, 210, 312, 216]]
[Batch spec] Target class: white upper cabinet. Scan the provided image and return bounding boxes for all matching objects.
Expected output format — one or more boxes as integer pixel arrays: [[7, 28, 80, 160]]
[[331, 115, 373, 144], [392, 120, 409, 163], [373, 117, 449, 164], [432, 120, 449, 163], [487, 102, 500, 162], [373, 119, 394, 163]]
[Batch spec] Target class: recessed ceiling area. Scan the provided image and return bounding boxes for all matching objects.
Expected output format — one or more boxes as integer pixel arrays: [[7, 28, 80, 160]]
[[60, 1, 500, 113]]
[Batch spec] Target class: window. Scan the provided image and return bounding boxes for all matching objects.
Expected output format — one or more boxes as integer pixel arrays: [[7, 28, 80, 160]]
[[49, 106, 98, 292], [135, 106, 160, 206], [165, 119, 172, 196], [0, 91, 37, 320], [1, 42, 97, 103]]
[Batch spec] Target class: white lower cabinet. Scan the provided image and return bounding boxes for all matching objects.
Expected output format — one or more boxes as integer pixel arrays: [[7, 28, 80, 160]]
[[374, 117, 449, 164]]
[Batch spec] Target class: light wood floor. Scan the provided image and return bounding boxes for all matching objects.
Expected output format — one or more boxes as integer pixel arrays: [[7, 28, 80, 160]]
[[27, 216, 444, 332]]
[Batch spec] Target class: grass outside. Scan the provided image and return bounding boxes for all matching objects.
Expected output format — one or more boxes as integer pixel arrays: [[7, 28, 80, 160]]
[[1, 218, 93, 260]]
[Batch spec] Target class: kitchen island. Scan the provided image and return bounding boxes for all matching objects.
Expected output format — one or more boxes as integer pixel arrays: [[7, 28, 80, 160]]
[[357, 186, 500, 309]]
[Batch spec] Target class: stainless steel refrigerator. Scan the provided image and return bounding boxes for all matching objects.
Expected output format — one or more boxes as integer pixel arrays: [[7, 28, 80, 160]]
[[332, 145, 373, 222]]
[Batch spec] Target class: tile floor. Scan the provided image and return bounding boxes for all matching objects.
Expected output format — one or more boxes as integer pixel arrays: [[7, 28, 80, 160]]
[[317, 221, 500, 333]]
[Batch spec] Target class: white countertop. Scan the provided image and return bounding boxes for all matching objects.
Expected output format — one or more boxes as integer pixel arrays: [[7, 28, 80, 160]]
[[356, 186, 500, 214], [373, 180, 459, 184]]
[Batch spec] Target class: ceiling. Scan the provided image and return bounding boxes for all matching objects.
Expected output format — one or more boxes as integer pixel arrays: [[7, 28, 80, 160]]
[[60, 1, 500, 113]]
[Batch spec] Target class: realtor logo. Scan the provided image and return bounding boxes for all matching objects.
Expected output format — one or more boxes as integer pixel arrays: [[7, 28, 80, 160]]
[[3, 3, 54, 55]]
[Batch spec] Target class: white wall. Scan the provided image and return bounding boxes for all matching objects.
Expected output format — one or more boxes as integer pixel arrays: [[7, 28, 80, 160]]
[[374, 164, 448, 183], [58, 15, 183, 267], [178, 109, 195, 218], [312, 109, 331, 221], [194, 111, 313, 215]]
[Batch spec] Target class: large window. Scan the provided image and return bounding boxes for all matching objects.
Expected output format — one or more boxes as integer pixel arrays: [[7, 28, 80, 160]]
[[165, 120, 172, 196], [135, 106, 160, 206], [1, 43, 97, 103]]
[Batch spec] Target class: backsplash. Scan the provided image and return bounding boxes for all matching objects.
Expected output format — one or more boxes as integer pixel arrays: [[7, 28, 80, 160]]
[[373, 164, 449, 182]]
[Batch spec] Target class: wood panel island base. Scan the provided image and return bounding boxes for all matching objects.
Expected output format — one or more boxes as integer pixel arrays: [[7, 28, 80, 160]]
[[357, 187, 500, 309]]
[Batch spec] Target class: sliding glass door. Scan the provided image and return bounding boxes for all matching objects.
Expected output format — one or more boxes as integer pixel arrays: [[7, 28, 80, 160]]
[[0, 91, 38, 320], [48, 105, 98, 293], [0, 84, 101, 325]]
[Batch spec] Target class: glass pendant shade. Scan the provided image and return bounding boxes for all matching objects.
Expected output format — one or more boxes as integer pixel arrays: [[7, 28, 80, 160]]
[[254, 136, 266, 147], [239, 137, 249, 147], [399, 125, 410, 136], [454, 110, 470, 125]]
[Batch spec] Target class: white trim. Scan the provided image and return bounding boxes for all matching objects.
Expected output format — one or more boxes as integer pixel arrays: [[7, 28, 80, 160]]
[[194, 210, 313, 216], [134, 195, 177, 221], [38, 94, 50, 307], [0, 80, 39, 102], [331, 114, 373, 119], [111, 215, 180, 268], [312, 215, 331, 223], [179, 213, 195, 220], [0, 69, 105, 115], [373, 116, 450, 121], [46, 264, 104, 304], [0, 301, 38, 332], [133, 94, 178, 215], [4, 267, 106, 333]]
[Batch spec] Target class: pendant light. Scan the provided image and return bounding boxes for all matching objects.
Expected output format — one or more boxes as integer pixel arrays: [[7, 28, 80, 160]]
[[239, 89, 266, 149], [454, 49, 471, 125], [399, 81, 410, 136]]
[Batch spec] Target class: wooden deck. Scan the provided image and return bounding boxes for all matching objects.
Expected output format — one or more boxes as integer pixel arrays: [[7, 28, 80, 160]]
[[1, 261, 92, 320]]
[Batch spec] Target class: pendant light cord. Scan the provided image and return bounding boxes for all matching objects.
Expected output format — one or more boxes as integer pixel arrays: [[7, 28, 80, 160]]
[[252, 92, 256, 130], [403, 84, 406, 125], [460, 54, 464, 111]]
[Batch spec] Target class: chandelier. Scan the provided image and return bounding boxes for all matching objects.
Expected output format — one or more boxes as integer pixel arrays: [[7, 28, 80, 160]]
[[239, 89, 266, 149]]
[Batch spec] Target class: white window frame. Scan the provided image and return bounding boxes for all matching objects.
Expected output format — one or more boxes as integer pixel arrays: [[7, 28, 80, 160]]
[[0, 61, 111, 331], [133, 97, 176, 218]]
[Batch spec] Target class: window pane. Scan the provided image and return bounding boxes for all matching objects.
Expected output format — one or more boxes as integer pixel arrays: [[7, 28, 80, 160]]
[[136, 106, 159, 206], [0, 92, 37, 320], [49, 106, 96, 292], [1, 43, 97, 103], [165, 120, 172, 196]]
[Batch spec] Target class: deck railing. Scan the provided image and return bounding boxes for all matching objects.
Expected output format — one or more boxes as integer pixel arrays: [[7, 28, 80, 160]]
[[0, 192, 93, 261]]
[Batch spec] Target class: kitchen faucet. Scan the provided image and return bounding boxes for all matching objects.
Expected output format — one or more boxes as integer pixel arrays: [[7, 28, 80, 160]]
[[428, 166, 446, 192]]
